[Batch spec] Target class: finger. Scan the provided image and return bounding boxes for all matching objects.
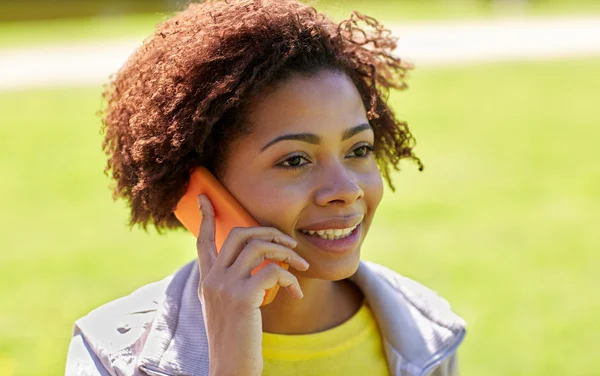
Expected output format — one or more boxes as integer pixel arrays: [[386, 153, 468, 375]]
[[232, 239, 309, 278], [196, 194, 218, 284], [215, 226, 297, 269], [249, 263, 304, 301]]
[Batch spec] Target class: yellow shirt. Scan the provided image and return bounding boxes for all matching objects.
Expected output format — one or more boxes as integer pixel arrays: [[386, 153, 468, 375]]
[[262, 300, 390, 376]]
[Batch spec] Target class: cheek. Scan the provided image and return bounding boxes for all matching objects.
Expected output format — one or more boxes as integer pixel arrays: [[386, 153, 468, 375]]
[[237, 182, 303, 229], [362, 165, 384, 212]]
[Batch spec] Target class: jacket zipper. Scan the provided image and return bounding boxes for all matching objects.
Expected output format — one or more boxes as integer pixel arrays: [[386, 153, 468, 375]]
[[418, 329, 466, 376]]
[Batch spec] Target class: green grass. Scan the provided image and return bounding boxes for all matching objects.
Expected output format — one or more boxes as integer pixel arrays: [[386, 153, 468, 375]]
[[1, 57, 599, 375], [1, 0, 600, 49], [0, 13, 164, 49]]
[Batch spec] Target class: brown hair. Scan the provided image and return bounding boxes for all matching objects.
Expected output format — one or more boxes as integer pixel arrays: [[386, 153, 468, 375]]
[[100, 0, 423, 232]]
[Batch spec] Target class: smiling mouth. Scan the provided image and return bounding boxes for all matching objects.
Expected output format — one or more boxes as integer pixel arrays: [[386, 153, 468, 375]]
[[296, 222, 362, 254], [298, 223, 360, 240]]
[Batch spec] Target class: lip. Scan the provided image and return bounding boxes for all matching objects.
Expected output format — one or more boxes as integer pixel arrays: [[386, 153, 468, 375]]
[[297, 222, 362, 254], [298, 215, 364, 231]]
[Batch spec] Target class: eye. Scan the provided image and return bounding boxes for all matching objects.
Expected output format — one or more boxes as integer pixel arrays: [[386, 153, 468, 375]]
[[349, 144, 374, 158], [278, 154, 310, 170]]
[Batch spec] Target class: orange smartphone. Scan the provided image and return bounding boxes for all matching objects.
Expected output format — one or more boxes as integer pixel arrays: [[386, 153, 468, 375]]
[[173, 166, 288, 307]]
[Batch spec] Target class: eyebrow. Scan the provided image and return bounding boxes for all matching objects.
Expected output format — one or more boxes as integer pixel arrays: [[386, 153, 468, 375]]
[[260, 123, 372, 152]]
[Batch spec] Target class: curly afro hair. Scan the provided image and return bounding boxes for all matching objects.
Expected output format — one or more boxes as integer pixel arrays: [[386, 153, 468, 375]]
[[100, 0, 423, 233]]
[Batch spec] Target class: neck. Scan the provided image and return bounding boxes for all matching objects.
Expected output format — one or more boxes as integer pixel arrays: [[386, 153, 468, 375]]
[[260, 276, 364, 335]]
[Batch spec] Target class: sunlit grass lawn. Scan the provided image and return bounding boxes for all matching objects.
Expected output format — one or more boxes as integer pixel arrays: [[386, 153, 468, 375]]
[[1, 57, 599, 375], [1, 0, 600, 48]]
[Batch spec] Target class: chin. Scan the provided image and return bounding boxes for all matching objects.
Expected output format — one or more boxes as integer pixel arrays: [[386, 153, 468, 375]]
[[297, 246, 362, 281]]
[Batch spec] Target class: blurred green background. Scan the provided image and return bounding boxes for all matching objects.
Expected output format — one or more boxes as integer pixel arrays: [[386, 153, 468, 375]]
[[1, 0, 599, 375]]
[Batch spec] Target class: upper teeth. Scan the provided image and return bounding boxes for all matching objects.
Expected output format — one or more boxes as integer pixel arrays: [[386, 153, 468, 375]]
[[300, 224, 358, 238]]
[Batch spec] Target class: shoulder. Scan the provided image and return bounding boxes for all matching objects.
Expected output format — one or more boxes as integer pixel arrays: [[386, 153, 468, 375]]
[[71, 276, 170, 370], [68, 261, 195, 374]]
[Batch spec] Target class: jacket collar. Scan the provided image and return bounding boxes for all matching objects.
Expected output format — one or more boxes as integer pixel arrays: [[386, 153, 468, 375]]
[[347, 261, 466, 374], [136, 260, 465, 376]]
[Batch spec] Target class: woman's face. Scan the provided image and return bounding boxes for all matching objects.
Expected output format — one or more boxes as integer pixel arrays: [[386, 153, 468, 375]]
[[221, 70, 384, 280]]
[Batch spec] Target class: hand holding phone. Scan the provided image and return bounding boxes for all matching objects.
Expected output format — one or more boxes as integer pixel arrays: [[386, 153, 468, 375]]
[[173, 166, 307, 306], [187, 192, 310, 376]]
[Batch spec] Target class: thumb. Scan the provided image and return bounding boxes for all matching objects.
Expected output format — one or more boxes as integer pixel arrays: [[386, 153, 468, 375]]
[[196, 194, 217, 285]]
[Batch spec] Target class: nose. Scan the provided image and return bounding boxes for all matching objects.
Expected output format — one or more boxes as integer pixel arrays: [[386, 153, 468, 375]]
[[314, 161, 364, 207]]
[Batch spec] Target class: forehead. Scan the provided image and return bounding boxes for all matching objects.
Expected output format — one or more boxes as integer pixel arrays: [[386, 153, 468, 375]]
[[246, 70, 368, 137]]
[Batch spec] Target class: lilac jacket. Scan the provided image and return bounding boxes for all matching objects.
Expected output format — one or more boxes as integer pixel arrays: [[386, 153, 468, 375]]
[[65, 260, 466, 376]]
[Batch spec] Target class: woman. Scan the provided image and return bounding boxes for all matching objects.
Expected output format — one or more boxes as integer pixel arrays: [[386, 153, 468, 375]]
[[65, 1, 466, 375]]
